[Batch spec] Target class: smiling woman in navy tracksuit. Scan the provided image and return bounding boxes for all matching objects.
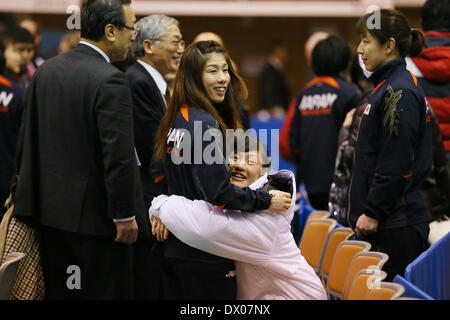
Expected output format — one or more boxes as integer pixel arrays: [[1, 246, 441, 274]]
[[152, 41, 291, 300], [349, 9, 432, 281]]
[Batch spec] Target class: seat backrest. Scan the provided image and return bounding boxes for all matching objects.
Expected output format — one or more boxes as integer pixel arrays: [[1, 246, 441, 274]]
[[342, 251, 389, 300], [365, 282, 405, 300], [299, 218, 337, 272], [319, 227, 354, 280], [393, 274, 435, 300], [326, 240, 371, 299], [306, 210, 331, 223], [0, 252, 26, 300], [347, 269, 387, 300]]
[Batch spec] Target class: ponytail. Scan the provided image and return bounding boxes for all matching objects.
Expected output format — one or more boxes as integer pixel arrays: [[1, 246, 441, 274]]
[[409, 28, 425, 58]]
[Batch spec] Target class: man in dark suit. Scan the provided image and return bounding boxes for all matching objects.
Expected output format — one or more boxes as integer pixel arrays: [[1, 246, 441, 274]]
[[13, 0, 144, 299], [125, 14, 184, 299]]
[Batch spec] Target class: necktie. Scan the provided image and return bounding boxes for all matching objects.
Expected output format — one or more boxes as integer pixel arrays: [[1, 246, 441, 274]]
[[164, 88, 171, 108]]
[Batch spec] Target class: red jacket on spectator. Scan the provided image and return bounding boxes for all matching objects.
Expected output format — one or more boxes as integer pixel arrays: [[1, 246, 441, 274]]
[[411, 31, 450, 151], [279, 98, 297, 162]]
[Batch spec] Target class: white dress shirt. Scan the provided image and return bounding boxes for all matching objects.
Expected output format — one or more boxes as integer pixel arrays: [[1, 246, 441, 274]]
[[79, 41, 111, 63]]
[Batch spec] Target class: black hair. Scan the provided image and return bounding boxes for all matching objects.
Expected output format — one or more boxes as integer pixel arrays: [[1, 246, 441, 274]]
[[80, 0, 131, 41], [357, 9, 425, 58], [0, 27, 34, 46], [311, 35, 351, 77], [421, 0, 450, 31]]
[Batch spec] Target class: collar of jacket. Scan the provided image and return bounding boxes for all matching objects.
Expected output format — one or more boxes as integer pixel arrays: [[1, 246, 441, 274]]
[[368, 58, 405, 88]]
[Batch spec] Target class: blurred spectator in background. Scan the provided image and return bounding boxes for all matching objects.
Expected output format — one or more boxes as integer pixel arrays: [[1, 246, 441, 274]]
[[280, 31, 329, 165], [58, 31, 81, 54], [0, 36, 24, 220], [192, 31, 250, 130], [193, 31, 224, 47], [329, 55, 373, 225], [304, 31, 329, 71], [289, 35, 359, 210], [0, 27, 35, 88], [20, 17, 45, 75], [279, 31, 329, 243], [406, 0, 450, 155], [258, 39, 291, 117], [405, 0, 450, 243]]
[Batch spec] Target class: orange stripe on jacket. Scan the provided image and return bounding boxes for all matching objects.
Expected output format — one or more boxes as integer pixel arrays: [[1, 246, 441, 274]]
[[304, 76, 340, 90], [373, 80, 386, 93], [180, 105, 189, 122], [0, 75, 12, 88], [409, 71, 418, 86], [154, 175, 165, 183]]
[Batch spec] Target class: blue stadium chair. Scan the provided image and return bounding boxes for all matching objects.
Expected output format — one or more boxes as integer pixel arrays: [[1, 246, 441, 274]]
[[393, 275, 434, 300], [404, 231, 450, 300]]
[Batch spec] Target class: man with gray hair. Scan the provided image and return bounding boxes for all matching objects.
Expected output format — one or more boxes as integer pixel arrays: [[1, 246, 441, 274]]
[[125, 14, 184, 299]]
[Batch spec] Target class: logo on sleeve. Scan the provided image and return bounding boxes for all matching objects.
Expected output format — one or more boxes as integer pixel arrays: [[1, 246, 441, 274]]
[[363, 104, 371, 115]]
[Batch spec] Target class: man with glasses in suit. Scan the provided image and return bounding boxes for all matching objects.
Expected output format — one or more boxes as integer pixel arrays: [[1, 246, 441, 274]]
[[125, 14, 184, 299]]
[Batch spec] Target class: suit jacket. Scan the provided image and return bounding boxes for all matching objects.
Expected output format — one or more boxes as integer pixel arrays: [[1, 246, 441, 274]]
[[13, 44, 148, 239], [125, 62, 167, 209]]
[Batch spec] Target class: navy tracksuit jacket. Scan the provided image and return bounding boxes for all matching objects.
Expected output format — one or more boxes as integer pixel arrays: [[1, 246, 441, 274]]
[[348, 59, 432, 229], [289, 76, 360, 196], [158, 106, 271, 262]]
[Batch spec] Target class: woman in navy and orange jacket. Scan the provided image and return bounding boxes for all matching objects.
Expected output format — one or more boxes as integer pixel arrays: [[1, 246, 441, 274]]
[[289, 35, 360, 210], [152, 41, 291, 300], [349, 9, 432, 281]]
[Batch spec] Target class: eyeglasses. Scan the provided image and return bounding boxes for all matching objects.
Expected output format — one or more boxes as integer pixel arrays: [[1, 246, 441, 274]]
[[159, 38, 185, 50], [123, 24, 139, 38]]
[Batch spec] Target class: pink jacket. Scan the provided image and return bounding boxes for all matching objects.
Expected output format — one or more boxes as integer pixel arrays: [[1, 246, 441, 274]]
[[150, 170, 327, 300]]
